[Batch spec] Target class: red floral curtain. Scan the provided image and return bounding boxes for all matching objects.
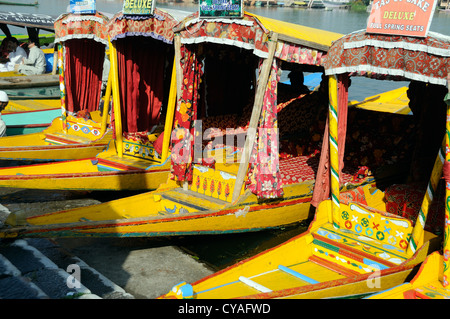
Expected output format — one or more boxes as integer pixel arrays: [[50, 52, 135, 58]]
[[170, 45, 203, 182], [246, 59, 283, 199], [64, 39, 105, 113], [116, 37, 165, 135]]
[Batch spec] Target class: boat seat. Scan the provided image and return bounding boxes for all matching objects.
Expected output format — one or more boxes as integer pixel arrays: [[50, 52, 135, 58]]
[[277, 265, 319, 284], [311, 222, 410, 275], [239, 276, 272, 293], [44, 132, 94, 145], [154, 187, 228, 215]]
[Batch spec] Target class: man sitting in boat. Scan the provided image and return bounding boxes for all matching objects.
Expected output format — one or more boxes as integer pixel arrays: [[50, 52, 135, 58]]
[[0, 37, 27, 72], [0, 91, 8, 137], [16, 39, 46, 75]]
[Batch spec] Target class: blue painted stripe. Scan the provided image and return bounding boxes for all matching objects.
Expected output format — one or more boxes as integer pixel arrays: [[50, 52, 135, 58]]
[[278, 265, 319, 284], [362, 258, 389, 270]]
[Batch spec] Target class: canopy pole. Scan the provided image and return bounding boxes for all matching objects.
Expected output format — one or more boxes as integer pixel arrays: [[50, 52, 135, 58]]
[[57, 43, 68, 134], [231, 33, 278, 203], [161, 54, 178, 163], [109, 37, 123, 157], [100, 70, 112, 137], [406, 139, 445, 256], [328, 74, 340, 227], [443, 76, 450, 288]]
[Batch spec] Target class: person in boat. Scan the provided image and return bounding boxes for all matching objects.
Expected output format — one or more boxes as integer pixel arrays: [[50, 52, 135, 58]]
[[0, 91, 8, 137], [16, 39, 46, 75], [0, 37, 27, 72], [278, 70, 310, 101]]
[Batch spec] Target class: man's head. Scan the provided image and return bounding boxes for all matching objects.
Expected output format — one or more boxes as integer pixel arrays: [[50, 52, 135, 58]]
[[27, 39, 37, 48], [6, 37, 19, 52], [0, 91, 8, 111]]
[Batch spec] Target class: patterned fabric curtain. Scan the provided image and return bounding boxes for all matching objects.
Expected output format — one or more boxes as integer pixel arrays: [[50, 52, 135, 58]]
[[64, 39, 105, 113], [246, 59, 283, 199], [116, 37, 165, 135], [170, 46, 204, 182]]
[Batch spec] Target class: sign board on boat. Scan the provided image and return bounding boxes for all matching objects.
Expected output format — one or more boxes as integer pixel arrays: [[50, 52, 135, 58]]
[[199, 0, 243, 19], [122, 0, 155, 15], [366, 0, 437, 37], [70, 0, 96, 14]]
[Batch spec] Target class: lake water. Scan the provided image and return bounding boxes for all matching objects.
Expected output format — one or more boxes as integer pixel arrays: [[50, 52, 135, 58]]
[[3, 0, 449, 35]]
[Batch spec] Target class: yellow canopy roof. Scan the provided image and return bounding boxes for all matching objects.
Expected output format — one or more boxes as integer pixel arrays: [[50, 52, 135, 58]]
[[348, 86, 412, 115], [247, 12, 343, 51]]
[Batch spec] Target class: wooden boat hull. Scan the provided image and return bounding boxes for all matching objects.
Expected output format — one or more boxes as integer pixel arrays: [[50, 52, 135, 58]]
[[0, 156, 170, 191], [3, 108, 60, 136], [0, 179, 315, 238], [159, 198, 440, 299], [0, 116, 112, 161], [366, 252, 449, 299], [0, 74, 59, 89]]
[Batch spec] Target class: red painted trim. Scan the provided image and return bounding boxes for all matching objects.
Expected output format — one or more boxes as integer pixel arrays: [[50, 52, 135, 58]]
[[3, 107, 60, 115], [0, 142, 107, 151], [313, 233, 398, 268], [403, 289, 430, 299]]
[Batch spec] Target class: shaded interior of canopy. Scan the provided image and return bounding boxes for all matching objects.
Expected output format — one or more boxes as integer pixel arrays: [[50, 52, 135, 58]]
[[109, 12, 176, 146], [313, 31, 450, 234]]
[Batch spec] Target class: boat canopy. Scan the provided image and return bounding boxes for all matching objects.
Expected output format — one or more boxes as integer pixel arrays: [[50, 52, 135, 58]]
[[54, 11, 110, 46], [175, 11, 341, 64], [314, 29, 450, 252], [106, 8, 180, 156], [324, 29, 450, 85], [171, 12, 343, 199], [107, 8, 179, 44], [54, 12, 110, 114]]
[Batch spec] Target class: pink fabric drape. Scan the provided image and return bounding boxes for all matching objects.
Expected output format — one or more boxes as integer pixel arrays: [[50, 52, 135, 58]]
[[246, 59, 283, 199], [116, 37, 165, 134], [64, 39, 105, 113], [311, 74, 349, 207]]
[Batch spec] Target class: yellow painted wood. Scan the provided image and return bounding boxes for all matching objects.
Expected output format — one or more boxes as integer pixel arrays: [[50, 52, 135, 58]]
[[161, 57, 177, 163], [160, 194, 439, 299], [348, 87, 411, 115], [109, 38, 123, 157], [4, 99, 60, 113], [367, 252, 449, 299], [100, 70, 112, 136], [0, 116, 112, 161]]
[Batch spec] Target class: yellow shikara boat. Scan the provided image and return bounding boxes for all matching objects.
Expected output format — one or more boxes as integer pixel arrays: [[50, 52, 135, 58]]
[[0, 12, 112, 162], [0, 8, 186, 190], [159, 29, 449, 299]]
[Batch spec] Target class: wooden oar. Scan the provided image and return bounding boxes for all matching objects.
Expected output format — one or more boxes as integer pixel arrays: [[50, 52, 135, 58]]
[[347, 95, 380, 108]]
